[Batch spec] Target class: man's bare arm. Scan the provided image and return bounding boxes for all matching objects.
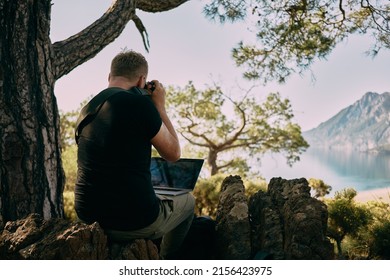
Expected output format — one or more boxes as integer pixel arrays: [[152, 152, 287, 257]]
[[149, 80, 181, 162]]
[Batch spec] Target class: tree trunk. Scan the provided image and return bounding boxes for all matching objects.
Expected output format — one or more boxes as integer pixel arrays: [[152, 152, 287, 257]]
[[336, 239, 344, 259], [208, 149, 219, 176], [0, 0, 64, 222]]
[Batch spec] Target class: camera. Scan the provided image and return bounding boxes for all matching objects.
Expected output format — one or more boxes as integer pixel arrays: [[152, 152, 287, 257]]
[[144, 81, 156, 92]]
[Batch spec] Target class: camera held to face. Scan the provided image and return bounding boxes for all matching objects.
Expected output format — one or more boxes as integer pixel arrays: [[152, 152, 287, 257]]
[[144, 81, 156, 92]]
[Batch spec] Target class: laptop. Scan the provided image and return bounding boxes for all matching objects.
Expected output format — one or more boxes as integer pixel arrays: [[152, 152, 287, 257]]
[[150, 157, 204, 196]]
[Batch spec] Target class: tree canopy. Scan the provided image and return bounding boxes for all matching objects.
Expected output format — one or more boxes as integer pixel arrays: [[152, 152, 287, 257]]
[[203, 0, 390, 83]]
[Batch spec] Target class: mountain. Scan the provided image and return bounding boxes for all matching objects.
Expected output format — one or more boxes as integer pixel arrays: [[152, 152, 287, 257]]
[[303, 91, 390, 153]]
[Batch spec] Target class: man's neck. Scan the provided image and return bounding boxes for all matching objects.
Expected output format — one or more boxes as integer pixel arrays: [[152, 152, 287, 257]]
[[108, 76, 136, 90]]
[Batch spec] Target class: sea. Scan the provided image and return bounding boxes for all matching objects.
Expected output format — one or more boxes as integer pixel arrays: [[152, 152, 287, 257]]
[[260, 147, 390, 195]]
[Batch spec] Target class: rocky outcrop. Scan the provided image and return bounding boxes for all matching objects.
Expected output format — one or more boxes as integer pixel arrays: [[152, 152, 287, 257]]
[[215, 175, 251, 259], [214, 176, 334, 260], [0, 177, 334, 260], [0, 213, 158, 260], [249, 177, 334, 259]]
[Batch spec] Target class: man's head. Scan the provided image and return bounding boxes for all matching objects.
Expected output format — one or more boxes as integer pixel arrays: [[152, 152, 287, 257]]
[[109, 50, 148, 88]]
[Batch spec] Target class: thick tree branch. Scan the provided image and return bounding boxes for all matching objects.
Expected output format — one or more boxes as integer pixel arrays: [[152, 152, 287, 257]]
[[180, 132, 212, 148], [218, 94, 247, 150], [136, 0, 190, 12], [52, 0, 191, 80], [185, 123, 218, 149], [52, 0, 136, 79], [217, 159, 235, 171]]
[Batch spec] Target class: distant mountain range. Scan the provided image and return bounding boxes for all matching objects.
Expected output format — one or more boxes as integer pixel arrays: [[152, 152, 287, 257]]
[[303, 91, 390, 153]]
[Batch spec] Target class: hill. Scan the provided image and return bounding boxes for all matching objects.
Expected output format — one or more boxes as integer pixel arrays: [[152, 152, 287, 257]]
[[303, 92, 390, 153]]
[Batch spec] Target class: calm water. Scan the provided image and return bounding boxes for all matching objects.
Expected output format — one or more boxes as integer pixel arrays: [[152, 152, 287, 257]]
[[260, 148, 390, 194]]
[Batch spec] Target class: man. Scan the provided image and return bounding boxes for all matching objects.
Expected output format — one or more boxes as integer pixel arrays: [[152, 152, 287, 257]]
[[74, 50, 195, 259]]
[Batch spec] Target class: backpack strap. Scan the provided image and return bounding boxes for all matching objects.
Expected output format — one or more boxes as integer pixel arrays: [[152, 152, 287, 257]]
[[74, 88, 118, 144], [74, 87, 150, 144]]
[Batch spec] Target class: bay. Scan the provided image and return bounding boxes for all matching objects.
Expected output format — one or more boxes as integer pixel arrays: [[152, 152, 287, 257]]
[[260, 148, 390, 194]]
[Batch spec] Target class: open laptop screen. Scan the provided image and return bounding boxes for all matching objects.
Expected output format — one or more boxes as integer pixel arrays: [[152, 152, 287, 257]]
[[150, 157, 204, 190]]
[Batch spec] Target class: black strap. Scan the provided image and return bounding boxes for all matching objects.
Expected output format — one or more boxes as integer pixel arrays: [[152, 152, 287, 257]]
[[74, 88, 119, 144], [74, 87, 152, 144], [74, 87, 151, 144]]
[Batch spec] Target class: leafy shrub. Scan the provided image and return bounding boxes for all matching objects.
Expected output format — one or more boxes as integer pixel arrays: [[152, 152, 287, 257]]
[[365, 200, 390, 259], [193, 174, 225, 218], [325, 188, 373, 258], [63, 190, 77, 221], [308, 177, 332, 198], [370, 220, 390, 259], [325, 190, 390, 259], [62, 144, 77, 192]]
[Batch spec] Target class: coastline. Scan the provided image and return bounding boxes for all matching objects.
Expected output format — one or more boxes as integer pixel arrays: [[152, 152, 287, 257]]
[[353, 187, 390, 203]]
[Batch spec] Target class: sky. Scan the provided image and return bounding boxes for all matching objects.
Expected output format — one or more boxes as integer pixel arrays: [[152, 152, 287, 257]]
[[50, 0, 390, 132]]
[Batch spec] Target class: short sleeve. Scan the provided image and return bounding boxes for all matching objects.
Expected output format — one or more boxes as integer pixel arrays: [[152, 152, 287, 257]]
[[108, 92, 162, 140], [138, 96, 162, 139]]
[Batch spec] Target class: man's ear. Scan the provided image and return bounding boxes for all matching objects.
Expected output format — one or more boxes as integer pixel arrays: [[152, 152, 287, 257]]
[[136, 75, 146, 88], [108, 73, 111, 82]]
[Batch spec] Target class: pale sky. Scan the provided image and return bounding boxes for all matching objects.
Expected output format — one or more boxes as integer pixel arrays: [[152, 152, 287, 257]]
[[51, 0, 390, 131]]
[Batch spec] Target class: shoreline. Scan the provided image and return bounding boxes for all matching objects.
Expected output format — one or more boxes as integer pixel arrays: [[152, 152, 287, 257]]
[[353, 187, 390, 203]]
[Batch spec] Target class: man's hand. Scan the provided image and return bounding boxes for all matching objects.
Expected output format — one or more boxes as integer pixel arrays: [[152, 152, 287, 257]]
[[148, 80, 166, 111], [148, 79, 181, 162]]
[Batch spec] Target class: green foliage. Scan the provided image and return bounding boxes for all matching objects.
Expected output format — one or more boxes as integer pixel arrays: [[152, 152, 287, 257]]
[[62, 144, 77, 192], [204, 0, 390, 83], [60, 99, 90, 219], [193, 174, 225, 217], [327, 188, 372, 239], [63, 190, 77, 221], [166, 82, 309, 176], [308, 178, 332, 198], [203, 0, 247, 23], [59, 109, 78, 151], [326, 188, 373, 257], [243, 177, 267, 198], [339, 199, 390, 259], [370, 220, 390, 259], [59, 98, 90, 151], [59, 97, 91, 191], [365, 200, 390, 259]]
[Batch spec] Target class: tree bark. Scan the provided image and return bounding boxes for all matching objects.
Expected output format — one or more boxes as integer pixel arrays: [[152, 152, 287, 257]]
[[208, 149, 219, 176], [0, 0, 190, 223], [0, 0, 64, 221]]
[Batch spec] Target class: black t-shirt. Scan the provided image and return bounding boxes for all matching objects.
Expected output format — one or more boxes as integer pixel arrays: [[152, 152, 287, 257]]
[[74, 88, 162, 231]]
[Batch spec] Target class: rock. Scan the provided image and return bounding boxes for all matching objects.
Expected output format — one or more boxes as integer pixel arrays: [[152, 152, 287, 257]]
[[215, 175, 251, 259], [249, 190, 284, 259], [0, 213, 159, 260], [109, 239, 159, 260], [249, 177, 334, 260]]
